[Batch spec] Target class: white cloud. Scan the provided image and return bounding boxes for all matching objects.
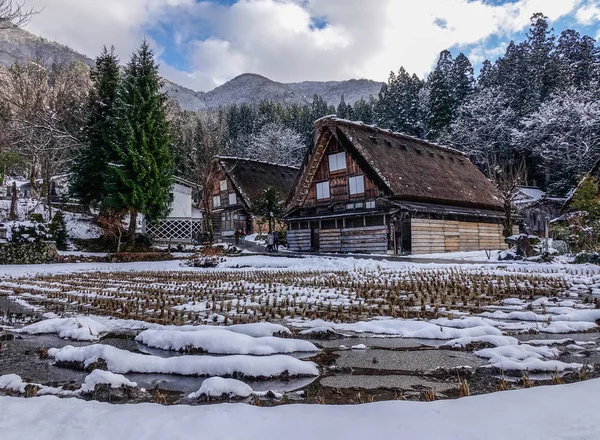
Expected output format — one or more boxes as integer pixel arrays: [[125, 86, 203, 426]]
[[23, 0, 584, 91], [575, 0, 600, 25]]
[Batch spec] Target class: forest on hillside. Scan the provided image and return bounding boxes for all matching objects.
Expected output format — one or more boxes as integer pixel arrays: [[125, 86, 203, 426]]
[[0, 13, 598, 201]]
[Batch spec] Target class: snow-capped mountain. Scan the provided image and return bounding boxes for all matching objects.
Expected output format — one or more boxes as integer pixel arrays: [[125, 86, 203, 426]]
[[0, 24, 382, 110]]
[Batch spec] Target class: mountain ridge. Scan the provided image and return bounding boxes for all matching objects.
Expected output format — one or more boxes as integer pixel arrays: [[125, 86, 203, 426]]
[[0, 25, 382, 110]]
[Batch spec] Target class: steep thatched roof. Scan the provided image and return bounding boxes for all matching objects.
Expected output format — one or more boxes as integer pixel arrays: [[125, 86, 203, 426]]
[[289, 117, 503, 211], [216, 157, 299, 208]]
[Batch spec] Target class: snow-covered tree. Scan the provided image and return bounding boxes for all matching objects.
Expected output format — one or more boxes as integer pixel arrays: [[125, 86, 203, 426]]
[[427, 50, 455, 138], [515, 87, 600, 195], [247, 122, 304, 166]]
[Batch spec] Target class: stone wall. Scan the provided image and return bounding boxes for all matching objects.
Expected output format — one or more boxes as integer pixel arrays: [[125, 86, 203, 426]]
[[0, 242, 60, 265]]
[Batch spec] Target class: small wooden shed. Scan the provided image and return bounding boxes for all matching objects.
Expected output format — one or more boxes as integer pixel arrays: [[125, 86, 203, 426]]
[[207, 157, 299, 238], [285, 117, 509, 255]]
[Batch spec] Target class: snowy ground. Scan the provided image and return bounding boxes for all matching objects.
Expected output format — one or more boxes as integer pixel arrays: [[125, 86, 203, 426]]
[[1, 379, 600, 440], [1, 254, 600, 425]]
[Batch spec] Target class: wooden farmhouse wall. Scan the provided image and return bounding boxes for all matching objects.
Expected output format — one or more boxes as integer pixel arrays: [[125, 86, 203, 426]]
[[302, 137, 380, 209], [410, 219, 508, 255]]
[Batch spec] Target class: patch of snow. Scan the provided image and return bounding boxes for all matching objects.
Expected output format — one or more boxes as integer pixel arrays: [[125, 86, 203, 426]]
[[80, 370, 137, 393], [47, 344, 319, 378], [135, 329, 318, 355], [188, 377, 252, 399]]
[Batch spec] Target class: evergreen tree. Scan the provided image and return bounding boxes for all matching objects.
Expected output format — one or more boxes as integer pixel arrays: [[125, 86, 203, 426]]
[[106, 40, 174, 237], [427, 50, 455, 138], [556, 29, 600, 89], [451, 53, 474, 109], [70, 46, 120, 206], [336, 95, 353, 119], [353, 98, 375, 124], [477, 59, 494, 89], [374, 67, 424, 136], [49, 210, 68, 250], [252, 186, 285, 233], [525, 13, 560, 110]]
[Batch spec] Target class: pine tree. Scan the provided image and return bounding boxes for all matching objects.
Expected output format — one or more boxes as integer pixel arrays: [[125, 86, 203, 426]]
[[451, 53, 474, 109], [252, 186, 285, 233], [556, 29, 600, 89], [525, 13, 560, 110], [353, 98, 375, 124], [427, 50, 455, 138], [477, 60, 494, 89], [336, 95, 353, 119], [374, 67, 424, 136], [70, 46, 120, 207], [106, 40, 174, 237]]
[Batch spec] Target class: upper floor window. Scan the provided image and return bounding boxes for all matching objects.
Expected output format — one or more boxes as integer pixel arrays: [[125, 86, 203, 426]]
[[316, 181, 330, 200], [349, 175, 365, 195], [213, 195, 221, 208], [328, 152, 346, 172], [228, 193, 237, 206], [220, 179, 227, 192]]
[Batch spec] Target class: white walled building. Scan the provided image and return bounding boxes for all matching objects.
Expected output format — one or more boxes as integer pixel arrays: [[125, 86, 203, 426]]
[[144, 177, 203, 243]]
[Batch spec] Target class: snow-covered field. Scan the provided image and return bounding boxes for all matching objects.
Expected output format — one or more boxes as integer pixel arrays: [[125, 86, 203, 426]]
[[1, 254, 600, 439], [1, 379, 600, 440]]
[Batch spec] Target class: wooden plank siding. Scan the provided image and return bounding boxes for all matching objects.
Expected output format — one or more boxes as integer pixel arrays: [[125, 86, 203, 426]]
[[287, 230, 311, 252], [411, 219, 507, 255], [319, 229, 341, 253], [341, 226, 387, 253]]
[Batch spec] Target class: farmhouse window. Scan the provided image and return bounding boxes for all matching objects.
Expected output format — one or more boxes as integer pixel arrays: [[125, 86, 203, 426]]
[[220, 180, 227, 191], [316, 181, 330, 200], [349, 175, 365, 195], [366, 200, 376, 209], [212, 195, 221, 208], [228, 193, 237, 205], [328, 152, 346, 172]]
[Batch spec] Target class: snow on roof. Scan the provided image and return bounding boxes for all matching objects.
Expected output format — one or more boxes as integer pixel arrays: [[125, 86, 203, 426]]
[[515, 186, 546, 204], [214, 156, 300, 170]]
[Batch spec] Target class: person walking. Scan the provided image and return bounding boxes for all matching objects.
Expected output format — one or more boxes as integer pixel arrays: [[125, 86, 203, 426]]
[[273, 230, 279, 252], [234, 228, 240, 246], [241, 228, 247, 244], [266, 232, 274, 252]]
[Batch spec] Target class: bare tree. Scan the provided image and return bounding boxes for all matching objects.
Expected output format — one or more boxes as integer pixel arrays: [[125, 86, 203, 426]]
[[487, 156, 526, 238], [0, 0, 38, 28], [0, 59, 90, 218]]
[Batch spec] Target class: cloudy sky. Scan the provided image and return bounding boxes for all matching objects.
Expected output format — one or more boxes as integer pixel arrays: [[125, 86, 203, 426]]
[[23, 0, 600, 91]]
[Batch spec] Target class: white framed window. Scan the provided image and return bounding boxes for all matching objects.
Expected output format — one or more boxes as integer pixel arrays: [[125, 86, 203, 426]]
[[228, 193, 237, 205], [316, 181, 330, 200], [366, 200, 376, 209], [349, 175, 365, 195], [219, 179, 227, 192], [328, 152, 346, 172], [346, 203, 355, 210], [212, 195, 221, 208]]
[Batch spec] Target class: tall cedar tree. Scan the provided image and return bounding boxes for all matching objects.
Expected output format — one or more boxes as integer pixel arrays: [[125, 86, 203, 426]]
[[427, 50, 455, 138], [70, 47, 120, 207], [106, 40, 174, 237]]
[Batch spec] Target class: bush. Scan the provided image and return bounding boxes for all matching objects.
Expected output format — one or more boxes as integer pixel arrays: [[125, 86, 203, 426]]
[[49, 211, 68, 250], [10, 218, 51, 244], [573, 252, 600, 265]]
